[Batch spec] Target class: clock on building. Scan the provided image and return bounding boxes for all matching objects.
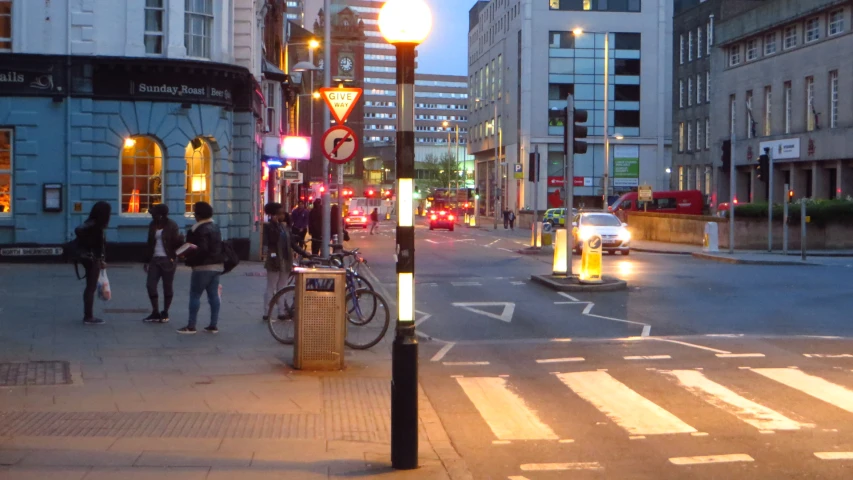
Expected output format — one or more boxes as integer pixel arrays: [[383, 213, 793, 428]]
[[339, 56, 354, 73]]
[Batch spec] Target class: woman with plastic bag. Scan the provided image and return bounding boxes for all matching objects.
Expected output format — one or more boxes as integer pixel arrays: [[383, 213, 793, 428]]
[[75, 201, 111, 325]]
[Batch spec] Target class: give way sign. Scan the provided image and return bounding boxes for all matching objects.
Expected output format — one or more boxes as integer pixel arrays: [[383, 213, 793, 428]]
[[319, 87, 363, 124]]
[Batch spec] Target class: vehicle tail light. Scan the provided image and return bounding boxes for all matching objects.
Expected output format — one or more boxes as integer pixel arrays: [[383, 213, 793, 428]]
[[360, 217, 367, 222], [430, 215, 437, 220], [448, 215, 455, 221]]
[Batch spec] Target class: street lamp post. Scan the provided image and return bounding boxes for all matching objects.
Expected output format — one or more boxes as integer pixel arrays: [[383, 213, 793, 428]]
[[321, 0, 332, 258], [379, 0, 431, 470]]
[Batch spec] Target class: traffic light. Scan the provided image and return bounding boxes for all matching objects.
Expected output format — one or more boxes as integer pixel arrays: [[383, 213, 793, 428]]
[[467, 188, 473, 201], [756, 151, 769, 182], [366, 188, 376, 198], [475, 187, 480, 199], [414, 187, 421, 199], [528, 152, 540, 182], [571, 108, 588, 155], [384, 189, 393, 198], [788, 189, 795, 202], [720, 140, 731, 171]]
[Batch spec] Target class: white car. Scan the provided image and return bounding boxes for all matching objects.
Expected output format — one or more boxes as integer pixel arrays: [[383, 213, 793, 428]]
[[571, 212, 631, 255]]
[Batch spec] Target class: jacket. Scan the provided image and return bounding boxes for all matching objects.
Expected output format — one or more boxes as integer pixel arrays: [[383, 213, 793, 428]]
[[308, 207, 323, 238], [264, 222, 312, 273], [291, 207, 310, 230], [184, 220, 224, 267], [145, 218, 183, 262], [74, 220, 106, 260], [370, 211, 379, 222]]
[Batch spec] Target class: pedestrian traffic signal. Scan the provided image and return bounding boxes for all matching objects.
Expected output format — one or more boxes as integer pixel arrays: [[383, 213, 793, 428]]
[[756, 152, 769, 182], [721, 140, 731, 171], [475, 187, 480, 199], [571, 108, 588, 155]]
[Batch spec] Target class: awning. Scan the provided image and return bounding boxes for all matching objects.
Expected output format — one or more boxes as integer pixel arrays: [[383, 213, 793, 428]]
[[262, 59, 288, 83]]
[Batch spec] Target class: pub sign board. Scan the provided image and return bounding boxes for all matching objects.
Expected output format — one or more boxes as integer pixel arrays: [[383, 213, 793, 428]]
[[0, 55, 66, 96]]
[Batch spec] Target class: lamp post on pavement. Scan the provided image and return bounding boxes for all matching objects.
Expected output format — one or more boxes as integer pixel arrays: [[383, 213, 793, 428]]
[[379, 0, 431, 470]]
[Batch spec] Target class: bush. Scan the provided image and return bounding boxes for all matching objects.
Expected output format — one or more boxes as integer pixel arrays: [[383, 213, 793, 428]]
[[733, 199, 853, 227]]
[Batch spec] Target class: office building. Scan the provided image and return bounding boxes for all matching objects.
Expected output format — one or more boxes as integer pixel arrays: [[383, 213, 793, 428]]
[[468, 0, 673, 219]]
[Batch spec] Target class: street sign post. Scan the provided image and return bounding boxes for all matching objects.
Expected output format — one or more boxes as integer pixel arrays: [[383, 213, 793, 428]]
[[319, 87, 363, 124], [321, 125, 359, 164], [638, 185, 653, 211]]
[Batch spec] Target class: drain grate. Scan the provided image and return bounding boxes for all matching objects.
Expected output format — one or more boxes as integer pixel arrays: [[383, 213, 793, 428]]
[[0, 361, 72, 386]]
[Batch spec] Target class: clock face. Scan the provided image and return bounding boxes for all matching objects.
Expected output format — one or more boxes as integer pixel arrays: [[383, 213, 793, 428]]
[[339, 57, 354, 73]]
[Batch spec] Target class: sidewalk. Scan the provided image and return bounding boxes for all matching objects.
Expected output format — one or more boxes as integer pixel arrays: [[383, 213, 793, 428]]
[[691, 251, 853, 266], [0, 261, 469, 479]]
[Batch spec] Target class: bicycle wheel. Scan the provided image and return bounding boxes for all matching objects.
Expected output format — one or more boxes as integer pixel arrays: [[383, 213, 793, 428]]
[[344, 288, 390, 350], [267, 286, 296, 345]]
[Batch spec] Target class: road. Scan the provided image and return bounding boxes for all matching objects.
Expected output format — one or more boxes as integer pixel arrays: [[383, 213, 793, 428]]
[[353, 219, 853, 479]]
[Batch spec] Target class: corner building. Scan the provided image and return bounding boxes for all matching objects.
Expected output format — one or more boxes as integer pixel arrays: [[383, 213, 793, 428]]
[[467, 0, 672, 218], [0, 0, 271, 260]]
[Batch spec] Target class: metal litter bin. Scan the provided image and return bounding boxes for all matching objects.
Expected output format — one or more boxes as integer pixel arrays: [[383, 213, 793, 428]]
[[293, 267, 347, 371]]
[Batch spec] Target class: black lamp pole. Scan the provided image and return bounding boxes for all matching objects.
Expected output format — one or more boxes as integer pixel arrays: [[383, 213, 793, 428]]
[[390, 40, 419, 470]]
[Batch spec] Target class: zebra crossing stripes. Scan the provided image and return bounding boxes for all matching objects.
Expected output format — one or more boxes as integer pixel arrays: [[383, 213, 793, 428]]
[[454, 377, 559, 441], [663, 370, 808, 431], [555, 371, 698, 435], [752, 368, 853, 414]]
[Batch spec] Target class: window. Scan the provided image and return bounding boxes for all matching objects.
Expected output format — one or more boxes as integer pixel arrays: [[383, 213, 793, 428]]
[[728, 45, 740, 66], [764, 33, 777, 55], [746, 90, 754, 138], [705, 117, 710, 149], [614, 59, 641, 76], [764, 86, 772, 136], [144, 0, 165, 54], [704, 166, 712, 195], [679, 34, 684, 64], [696, 119, 701, 150], [707, 16, 714, 54], [805, 17, 820, 43], [497, 54, 502, 98], [783, 26, 797, 50], [678, 166, 684, 190], [829, 9, 845, 36], [697, 27, 702, 58], [696, 74, 702, 104], [0, 0, 10, 51], [695, 167, 702, 193], [121, 136, 163, 214], [550, 0, 641, 12], [746, 38, 758, 61], [830, 70, 839, 128], [687, 77, 693, 106], [614, 33, 641, 49], [678, 122, 684, 152], [688, 31, 693, 61], [806, 76, 815, 131], [679, 80, 684, 108], [706, 71, 711, 103], [185, 138, 211, 213], [784, 81, 792, 133], [549, 31, 574, 49], [185, 0, 214, 59]]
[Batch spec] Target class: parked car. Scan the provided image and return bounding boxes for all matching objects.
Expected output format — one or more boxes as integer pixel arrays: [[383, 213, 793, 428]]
[[610, 190, 705, 221], [544, 208, 578, 226], [571, 212, 631, 255]]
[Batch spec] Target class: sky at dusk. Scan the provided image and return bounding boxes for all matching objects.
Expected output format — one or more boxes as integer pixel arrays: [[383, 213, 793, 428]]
[[416, 0, 480, 77]]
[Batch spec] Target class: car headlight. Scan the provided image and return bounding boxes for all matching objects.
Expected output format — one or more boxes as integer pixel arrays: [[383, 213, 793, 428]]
[[578, 227, 594, 241], [618, 229, 631, 241]]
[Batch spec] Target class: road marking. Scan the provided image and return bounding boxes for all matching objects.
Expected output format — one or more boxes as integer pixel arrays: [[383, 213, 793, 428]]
[[414, 312, 433, 327], [804, 354, 853, 358], [551, 338, 573, 342], [420, 282, 439, 287], [629, 435, 646, 440], [691, 432, 709, 436], [452, 302, 515, 323], [556, 371, 697, 435], [431, 342, 456, 362], [508, 477, 531, 480], [443, 361, 490, 366], [492, 440, 511, 444], [650, 338, 731, 354], [487, 240, 501, 246], [663, 370, 807, 431], [558, 292, 580, 302], [558, 439, 575, 443], [425, 239, 438, 244], [815, 452, 853, 460], [625, 355, 671, 360], [753, 368, 853, 414], [520, 463, 602, 471], [451, 281, 482, 287], [498, 248, 515, 253], [669, 454, 754, 466], [455, 377, 559, 441], [537, 357, 585, 364], [510, 281, 525, 285], [705, 334, 745, 337], [555, 292, 652, 337], [716, 353, 766, 358]]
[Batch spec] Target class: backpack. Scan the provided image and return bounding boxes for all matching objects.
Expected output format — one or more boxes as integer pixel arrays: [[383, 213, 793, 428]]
[[221, 240, 240, 274]]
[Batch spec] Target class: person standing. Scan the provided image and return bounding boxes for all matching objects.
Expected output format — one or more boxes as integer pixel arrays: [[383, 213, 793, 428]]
[[75, 201, 111, 325], [177, 201, 224, 335], [308, 198, 323, 255], [290, 201, 309, 248], [369, 208, 379, 235], [142, 204, 183, 324], [263, 202, 312, 321], [502, 208, 510, 229], [509, 210, 516, 230]]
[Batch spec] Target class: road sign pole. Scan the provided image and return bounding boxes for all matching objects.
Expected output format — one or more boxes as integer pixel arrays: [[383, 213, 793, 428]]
[[532, 145, 539, 247], [566, 94, 574, 277], [321, 0, 331, 259], [783, 182, 789, 254], [767, 147, 773, 253]]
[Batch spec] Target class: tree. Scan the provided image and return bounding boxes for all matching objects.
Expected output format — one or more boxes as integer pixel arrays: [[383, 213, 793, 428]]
[[424, 152, 459, 189]]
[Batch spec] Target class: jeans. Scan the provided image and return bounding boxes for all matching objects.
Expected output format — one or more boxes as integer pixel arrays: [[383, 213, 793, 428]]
[[369, 221, 378, 234], [147, 257, 176, 312], [82, 259, 101, 319], [188, 270, 221, 329], [264, 267, 290, 316]]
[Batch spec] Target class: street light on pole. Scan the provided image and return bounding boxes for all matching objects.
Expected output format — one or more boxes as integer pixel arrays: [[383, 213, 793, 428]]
[[379, 0, 431, 470]]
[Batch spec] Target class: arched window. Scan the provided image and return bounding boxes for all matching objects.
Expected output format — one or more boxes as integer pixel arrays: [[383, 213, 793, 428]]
[[121, 136, 163, 214], [185, 137, 211, 212]]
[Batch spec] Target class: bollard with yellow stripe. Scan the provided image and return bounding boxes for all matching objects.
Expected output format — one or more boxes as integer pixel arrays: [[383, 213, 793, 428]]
[[579, 234, 603, 284]]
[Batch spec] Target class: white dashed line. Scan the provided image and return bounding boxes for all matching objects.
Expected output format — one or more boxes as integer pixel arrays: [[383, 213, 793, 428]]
[[669, 454, 754, 465], [815, 452, 853, 460], [536, 357, 585, 364], [624, 355, 671, 360], [520, 463, 602, 471], [715, 353, 766, 358], [430, 342, 456, 362], [443, 361, 490, 366]]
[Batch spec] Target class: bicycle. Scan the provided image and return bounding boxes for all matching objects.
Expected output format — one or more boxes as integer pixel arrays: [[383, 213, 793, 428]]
[[266, 256, 390, 350]]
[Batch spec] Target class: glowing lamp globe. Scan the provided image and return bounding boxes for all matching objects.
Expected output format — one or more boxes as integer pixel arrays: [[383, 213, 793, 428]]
[[379, 0, 432, 45]]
